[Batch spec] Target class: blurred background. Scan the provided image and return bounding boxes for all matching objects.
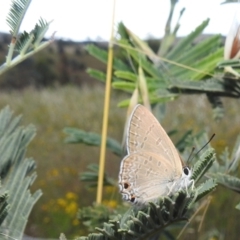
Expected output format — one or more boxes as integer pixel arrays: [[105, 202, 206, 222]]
[[0, 0, 238, 41]]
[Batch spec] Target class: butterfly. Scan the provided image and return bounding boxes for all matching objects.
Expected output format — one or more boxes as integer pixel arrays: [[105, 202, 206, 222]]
[[119, 104, 194, 205]]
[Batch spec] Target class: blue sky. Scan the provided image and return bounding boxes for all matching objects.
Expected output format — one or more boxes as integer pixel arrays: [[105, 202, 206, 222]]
[[0, 0, 239, 41]]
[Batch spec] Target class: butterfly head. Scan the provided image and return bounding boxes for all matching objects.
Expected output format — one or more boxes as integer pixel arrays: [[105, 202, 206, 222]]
[[179, 166, 194, 194], [182, 166, 191, 179]]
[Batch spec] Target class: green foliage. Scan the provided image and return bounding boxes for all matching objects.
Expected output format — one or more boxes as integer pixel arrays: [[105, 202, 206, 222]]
[[31, 18, 51, 47], [86, 68, 107, 83], [0, 193, 9, 227], [221, 0, 238, 4], [86, 45, 130, 71], [217, 58, 240, 68], [212, 173, 240, 192], [0, 106, 41, 239], [78, 204, 112, 232], [16, 18, 51, 53], [87, 20, 225, 100], [80, 164, 116, 188], [1, 0, 52, 75], [210, 134, 240, 175], [194, 178, 216, 203], [165, 19, 210, 60], [6, 0, 32, 37], [207, 95, 225, 121], [78, 204, 127, 233], [77, 149, 216, 240], [2, 86, 240, 238], [64, 127, 122, 157], [73, 10, 240, 235], [203, 134, 240, 211], [191, 149, 216, 182], [174, 129, 193, 153], [85, 6, 240, 121]]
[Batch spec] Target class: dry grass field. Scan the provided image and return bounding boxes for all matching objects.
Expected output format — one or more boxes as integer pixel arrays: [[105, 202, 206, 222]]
[[0, 85, 240, 238]]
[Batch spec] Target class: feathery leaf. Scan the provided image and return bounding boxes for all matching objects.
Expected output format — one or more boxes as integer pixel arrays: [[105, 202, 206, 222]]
[[80, 164, 116, 188], [63, 127, 122, 157], [15, 31, 34, 53], [192, 148, 216, 182], [211, 173, 240, 193], [0, 106, 41, 239], [31, 18, 51, 47], [165, 19, 210, 60], [194, 178, 217, 202], [6, 0, 32, 37]]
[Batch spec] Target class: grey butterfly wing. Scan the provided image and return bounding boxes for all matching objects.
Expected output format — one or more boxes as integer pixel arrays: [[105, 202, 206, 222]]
[[119, 151, 180, 204], [126, 104, 182, 175]]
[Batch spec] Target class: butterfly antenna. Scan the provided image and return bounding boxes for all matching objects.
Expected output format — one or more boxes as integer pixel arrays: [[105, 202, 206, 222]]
[[195, 133, 215, 155], [188, 134, 215, 164], [186, 147, 196, 165]]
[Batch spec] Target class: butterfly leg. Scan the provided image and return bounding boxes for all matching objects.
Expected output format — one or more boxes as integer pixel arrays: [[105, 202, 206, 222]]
[[186, 179, 195, 191], [189, 179, 195, 191], [185, 184, 189, 197], [184, 179, 195, 197], [167, 181, 176, 196]]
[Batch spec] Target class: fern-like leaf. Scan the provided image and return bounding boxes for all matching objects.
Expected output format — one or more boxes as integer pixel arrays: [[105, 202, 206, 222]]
[[80, 164, 116, 188], [194, 178, 217, 202], [86, 44, 130, 71], [191, 148, 216, 182], [77, 149, 215, 240], [32, 18, 51, 47], [0, 193, 9, 226], [165, 19, 210, 60], [6, 0, 32, 37], [207, 94, 224, 121], [211, 173, 240, 193], [77, 193, 192, 240], [77, 187, 215, 240], [63, 127, 122, 157], [15, 31, 34, 53], [228, 135, 240, 173], [15, 18, 50, 54], [0, 106, 41, 240]]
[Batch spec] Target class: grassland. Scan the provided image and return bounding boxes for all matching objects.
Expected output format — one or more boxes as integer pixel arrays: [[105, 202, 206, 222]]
[[1, 85, 240, 238]]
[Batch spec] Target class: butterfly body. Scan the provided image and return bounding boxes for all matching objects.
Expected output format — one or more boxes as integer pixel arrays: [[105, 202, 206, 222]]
[[119, 104, 193, 205]]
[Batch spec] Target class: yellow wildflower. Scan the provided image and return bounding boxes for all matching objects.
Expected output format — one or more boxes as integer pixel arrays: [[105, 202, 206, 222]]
[[66, 192, 78, 201], [72, 218, 79, 226], [65, 202, 78, 215], [102, 200, 117, 209], [57, 198, 67, 208], [51, 169, 59, 177]]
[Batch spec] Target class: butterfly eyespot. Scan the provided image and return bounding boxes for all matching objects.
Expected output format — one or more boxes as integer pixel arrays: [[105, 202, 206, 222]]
[[130, 195, 136, 203], [119, 104, 193, 203], [183, 167, 190, 175]]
